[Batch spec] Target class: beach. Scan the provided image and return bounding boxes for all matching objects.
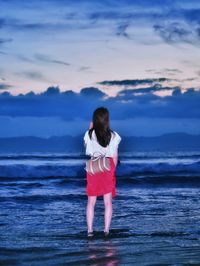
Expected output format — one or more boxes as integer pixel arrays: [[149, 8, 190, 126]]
[[0, 151, 200, 265]]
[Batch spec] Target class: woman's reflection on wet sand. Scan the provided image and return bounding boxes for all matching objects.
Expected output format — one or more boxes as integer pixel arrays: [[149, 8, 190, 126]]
[[86, 238, 120, 266]]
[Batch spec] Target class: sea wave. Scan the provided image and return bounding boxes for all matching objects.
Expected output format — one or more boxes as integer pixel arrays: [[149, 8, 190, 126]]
[[0, 160, 200, 179]]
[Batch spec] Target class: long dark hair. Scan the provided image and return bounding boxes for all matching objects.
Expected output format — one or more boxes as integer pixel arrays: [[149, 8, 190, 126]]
[[88, 107, 114, 147]]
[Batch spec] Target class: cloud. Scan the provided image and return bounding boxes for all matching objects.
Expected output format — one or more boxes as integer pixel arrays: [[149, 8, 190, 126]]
[[0, 83, 12, 90], [16, 71, 50, 82], [78, 66, 91, 72], [87, 10, 167, 23], [41, 86, 61, 96], [84, 5, 200, 44], [34, 53, 70, 66], [0, 38, 13, 44], [117, 84, 176, 95], [16, 55, 35, 63], [80, 87, 107, 98], [153, 22, 194, 44], [196, 27, 200, 37], [0, 83, 199, 121], [98, 78, 170, 86], [16, 53, 93, 75], [15, 53, 72, 69], [116, 21, 131, 39], [1, 1, 200, 47], [146, 68, 183, 76], [0, 91, 11, 96], [172, 87, 182, 96], [0, 18, 6, 28], [2, 50, 91, 76], [183, 8, 200, 23], [0, 16, 94, 33]]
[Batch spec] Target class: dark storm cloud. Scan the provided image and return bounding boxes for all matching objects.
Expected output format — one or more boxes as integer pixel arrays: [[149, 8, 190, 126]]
[[98, 78, 170, 86], [0, 83, 200, 120]]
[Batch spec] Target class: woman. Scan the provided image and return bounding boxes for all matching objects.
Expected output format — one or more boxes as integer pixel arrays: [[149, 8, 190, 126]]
[[83, 107, 121, 238]]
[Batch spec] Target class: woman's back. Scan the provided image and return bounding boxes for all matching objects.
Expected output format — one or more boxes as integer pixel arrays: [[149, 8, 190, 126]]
[[83, 129, 121, 157]]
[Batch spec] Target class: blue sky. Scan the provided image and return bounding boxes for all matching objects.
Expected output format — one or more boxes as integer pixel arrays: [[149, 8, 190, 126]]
[[0, 0, 200, 137]]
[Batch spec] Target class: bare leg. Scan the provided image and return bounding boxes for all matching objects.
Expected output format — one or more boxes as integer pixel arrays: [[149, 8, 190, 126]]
[[86, 196, 97, 233], [103, 192, 113, 233]]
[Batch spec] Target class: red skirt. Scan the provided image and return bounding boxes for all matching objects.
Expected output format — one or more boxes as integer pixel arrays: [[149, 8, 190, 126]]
[[86, 157, 116, 198]]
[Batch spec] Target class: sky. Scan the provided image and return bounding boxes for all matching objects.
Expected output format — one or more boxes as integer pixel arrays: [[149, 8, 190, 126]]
[[0, 0, 200, 137]]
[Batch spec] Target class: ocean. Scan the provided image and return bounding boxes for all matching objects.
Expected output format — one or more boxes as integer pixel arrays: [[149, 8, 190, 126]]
[[0, 150, 200, 265]]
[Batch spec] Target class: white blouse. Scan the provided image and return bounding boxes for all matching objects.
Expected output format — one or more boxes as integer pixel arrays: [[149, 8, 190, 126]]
[[83, 129, 121, 157]]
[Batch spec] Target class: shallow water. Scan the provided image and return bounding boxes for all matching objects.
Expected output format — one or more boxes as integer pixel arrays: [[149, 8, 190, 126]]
[[0, 151, 200, 265]]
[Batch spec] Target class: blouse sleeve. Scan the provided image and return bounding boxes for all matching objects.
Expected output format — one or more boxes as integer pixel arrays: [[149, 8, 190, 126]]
[[111, 131, 121, 156], [83, 130, 89, 147], [83, 130, 93, 155], [114, 131, 121, 147]]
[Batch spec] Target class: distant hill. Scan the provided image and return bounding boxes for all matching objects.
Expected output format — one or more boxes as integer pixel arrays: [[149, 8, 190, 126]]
[[122, 132, 200, 151], [0, 132, 199, 153]]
